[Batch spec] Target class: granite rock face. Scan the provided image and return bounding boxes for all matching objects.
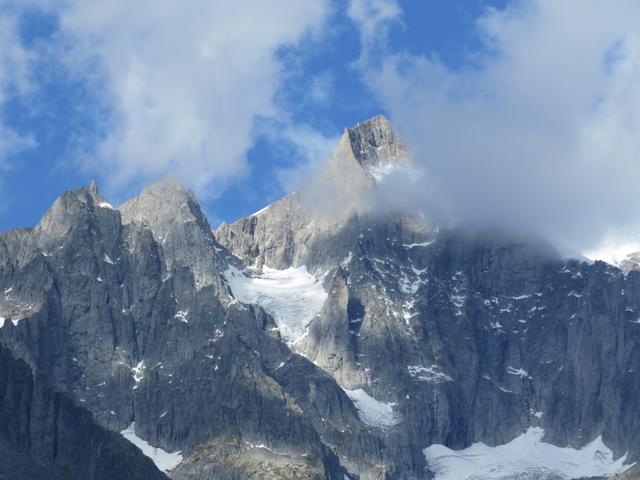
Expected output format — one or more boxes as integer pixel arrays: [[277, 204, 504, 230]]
[[0, 345, 168, 480], [0, 176, 398, 479], [1, 115, 639, 479], [216, 115, 640, 477]]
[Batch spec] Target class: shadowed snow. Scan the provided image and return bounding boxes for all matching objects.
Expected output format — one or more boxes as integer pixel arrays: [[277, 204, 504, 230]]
[[344, 388, 400, 430], [120, 423, 183, 472]]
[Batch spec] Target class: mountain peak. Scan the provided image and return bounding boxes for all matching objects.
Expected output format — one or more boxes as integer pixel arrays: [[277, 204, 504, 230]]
[[138, 177, 195, 202], [119, 177, 226, 290], [120, 178, 200, 226], [344, 114, 408, 180]]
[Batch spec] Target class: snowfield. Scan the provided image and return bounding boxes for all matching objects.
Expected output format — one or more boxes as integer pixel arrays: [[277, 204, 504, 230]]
[[121, 423, 183, 472], [344, 388, 400, 430], [223, 265, 327, 344], [424, 427, 634, 480]]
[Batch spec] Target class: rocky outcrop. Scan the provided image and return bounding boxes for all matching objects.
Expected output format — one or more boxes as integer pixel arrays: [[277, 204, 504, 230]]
[[0, 345, 168, 480]]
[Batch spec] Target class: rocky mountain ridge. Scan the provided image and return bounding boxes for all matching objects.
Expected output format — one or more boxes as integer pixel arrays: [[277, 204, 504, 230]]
[[0, 115, 638, 479]]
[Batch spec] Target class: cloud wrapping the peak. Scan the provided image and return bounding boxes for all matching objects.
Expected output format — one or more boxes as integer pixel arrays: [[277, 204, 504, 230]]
[[50, 0, 329, 197], [353, 0, 640, 254]]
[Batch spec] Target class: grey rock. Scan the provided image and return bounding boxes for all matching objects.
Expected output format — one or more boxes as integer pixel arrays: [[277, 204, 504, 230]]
[[0, 179, 397, 479], [1, 114, 639, 480], [0, 345, 168, 480], [217, 115, 640, 477]]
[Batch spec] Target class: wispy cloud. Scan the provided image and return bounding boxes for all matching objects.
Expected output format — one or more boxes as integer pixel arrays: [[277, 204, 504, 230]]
[[29, 0, 331, 198], [347, 0, 401, 65], [0, 9, 37, 211], [0, 11, 37, 157], [351, 0, 640, 256]]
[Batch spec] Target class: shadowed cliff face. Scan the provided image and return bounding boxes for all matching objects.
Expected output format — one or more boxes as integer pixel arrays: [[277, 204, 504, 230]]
[[0, 115, 638, 480], [0, 345, 169, 480]]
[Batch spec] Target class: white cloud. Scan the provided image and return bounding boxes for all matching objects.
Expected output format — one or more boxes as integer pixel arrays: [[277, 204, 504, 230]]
[[0, 10, 36, 163], [583, 226, 640, 265], [308, 71, 334, 105], [347, 0, 400, 63], [352, 0, 640, 256], [44, 0, 329, 197], [273, 123, 340, 193], [252, 117, 340, 194], [0, 8, 37, 215]]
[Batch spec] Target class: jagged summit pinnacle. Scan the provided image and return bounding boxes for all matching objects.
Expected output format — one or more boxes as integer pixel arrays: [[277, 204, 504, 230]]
[[344, 114, 408, 180], [306, 115, 408, 205]]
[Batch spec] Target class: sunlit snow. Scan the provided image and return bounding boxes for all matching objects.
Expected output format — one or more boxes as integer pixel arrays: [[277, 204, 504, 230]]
[[249, 204, 271, 217], [223, 265, 327, 344], [344, 388, 400, 429], [120, 423, 183, 472], [424, 427, 634, 480]]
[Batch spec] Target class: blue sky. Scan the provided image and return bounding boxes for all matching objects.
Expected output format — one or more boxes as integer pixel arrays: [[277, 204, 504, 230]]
[[1, 0, 640, 262], [0, 0, 504, 230]]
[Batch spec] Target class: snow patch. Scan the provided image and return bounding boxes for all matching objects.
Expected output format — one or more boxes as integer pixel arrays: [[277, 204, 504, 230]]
[[344, 388, 400, 429], [341, 252, 353, 268], [120, 423, 182, 472], [174, 310, 189, 323], [97, 201, 114, 209], [408, 365, 452, 383], [103, 253, 116, 265], [223, 265, 327, 344], [249, 204, 271, 217], [131, 361, 145, 383], [403, 240, 436, 249], [507, 366, 530, 379], [424, 427, 633, 480]]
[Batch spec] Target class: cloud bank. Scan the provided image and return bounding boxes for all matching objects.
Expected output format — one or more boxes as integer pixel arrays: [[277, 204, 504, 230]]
[[351, 0, 640, 256], [40, 0, 330, 197]]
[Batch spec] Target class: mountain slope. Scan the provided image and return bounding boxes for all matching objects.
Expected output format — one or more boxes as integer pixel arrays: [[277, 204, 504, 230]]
[[0, 115, 638, 479], [216, 115, 640, 479], [0, 345, 168, 480], [0, 178, 407, 479]]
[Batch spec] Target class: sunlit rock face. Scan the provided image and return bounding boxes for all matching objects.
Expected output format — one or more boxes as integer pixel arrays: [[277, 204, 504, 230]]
[[0, 116, 639, 480]]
